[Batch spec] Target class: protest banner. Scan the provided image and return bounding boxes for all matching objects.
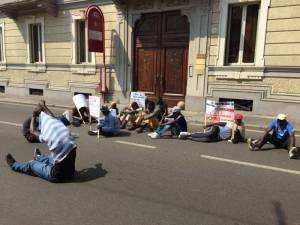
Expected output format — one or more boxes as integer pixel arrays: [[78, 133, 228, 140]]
[[73, 94, 88, 111], [72, 94, 89, 124], [130, 92, 146, 109], [205, 100, 235, 125], [88, 95, 101, 138], [89, 96, 101, 119]]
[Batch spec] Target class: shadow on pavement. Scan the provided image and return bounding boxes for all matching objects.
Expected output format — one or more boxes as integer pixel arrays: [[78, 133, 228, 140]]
[[73, 163, 107, 183], [272, 201, 287, 225]]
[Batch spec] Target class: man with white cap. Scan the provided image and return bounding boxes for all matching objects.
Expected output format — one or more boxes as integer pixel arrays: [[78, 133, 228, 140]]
[[149, 106, 187, 139], [247, 114, 298, 159]]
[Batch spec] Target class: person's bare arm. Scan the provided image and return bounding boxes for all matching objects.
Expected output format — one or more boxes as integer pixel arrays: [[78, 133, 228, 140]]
[[290, 131, 296, 148]]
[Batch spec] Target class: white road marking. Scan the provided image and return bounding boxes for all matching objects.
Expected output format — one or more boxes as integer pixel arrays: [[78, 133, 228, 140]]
[[115, 140, 157, 149], [201, 155, 300, 175], [0, 120, 22, 127]]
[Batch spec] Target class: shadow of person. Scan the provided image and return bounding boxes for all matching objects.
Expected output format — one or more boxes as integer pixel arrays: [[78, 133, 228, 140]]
[[73, 163, 108, 183]]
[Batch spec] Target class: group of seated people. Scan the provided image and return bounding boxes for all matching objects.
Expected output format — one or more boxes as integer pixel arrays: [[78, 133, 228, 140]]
[[22, 98, 299, 160]]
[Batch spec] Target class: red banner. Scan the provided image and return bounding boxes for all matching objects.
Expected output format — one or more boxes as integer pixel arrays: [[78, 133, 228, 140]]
[[85, 5, 104, 52]]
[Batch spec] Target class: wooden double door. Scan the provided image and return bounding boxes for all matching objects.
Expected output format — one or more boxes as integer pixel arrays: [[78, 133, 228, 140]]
[[134, 11, 189, 106]]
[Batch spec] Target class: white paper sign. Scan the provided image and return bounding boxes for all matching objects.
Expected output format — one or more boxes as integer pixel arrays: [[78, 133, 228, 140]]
[[205, 100, 235, 123], [130, 92, 146, 109], [89, 95, 101, 119], [73, 94, 88, 111]]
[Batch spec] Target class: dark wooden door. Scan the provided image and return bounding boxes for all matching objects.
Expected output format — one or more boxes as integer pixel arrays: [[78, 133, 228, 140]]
[[134, 11, 189, 106]]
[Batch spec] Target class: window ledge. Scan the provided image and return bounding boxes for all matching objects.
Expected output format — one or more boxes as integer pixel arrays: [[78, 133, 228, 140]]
[[26, 63, 46, 73], [208, 66, 265, 80], [71, 64, 96, 75]]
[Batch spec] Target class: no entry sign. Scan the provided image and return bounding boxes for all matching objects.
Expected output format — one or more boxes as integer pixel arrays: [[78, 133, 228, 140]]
[[85, 5, 105, 52]]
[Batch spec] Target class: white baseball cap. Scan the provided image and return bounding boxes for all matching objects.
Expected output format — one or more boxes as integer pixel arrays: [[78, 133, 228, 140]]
[[277, 114, 287, 120]]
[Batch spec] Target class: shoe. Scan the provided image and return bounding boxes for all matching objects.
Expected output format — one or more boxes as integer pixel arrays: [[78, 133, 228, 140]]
[[136, 127, 144, 133], [289, 147, 298, 159], [150, 132, 160, 139], [128, 125, 137, 131], [34, 148, 41, 158], [5, 154, 16, 167], [247, 138, 256, 151], [178, 132, 191, 139], [148, 132, 154, 137]]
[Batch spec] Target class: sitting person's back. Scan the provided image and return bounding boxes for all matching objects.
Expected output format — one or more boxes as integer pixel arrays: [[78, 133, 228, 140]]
[[98, 106, 120, 136]]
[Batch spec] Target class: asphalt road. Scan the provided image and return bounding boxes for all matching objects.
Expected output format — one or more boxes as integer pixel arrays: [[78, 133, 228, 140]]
[[0, 102, 299, 225]]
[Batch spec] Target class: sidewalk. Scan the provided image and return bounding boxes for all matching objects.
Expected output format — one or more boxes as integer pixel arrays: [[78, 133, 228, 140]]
[[1, 94, 299, 134]]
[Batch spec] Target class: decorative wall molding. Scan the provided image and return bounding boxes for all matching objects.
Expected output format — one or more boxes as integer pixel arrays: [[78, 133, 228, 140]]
[[208, 66, 265, 80], [207, 82, 300, 103]]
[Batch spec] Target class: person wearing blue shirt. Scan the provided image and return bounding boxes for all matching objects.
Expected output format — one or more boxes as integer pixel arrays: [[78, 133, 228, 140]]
[[98, 105, 120, 137], [247, 114, 298, 159]]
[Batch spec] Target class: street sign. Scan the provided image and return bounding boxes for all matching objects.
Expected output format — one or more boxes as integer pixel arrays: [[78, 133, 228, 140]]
[[85, 5, 104, 52]]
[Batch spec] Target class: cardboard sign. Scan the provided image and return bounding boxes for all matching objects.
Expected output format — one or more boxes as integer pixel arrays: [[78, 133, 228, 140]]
[[86, 5, 105, 52], [89, 95, 101, 119], [73, 94, 88, 111], [205, 100, 235, 123], [130, 92, 146, 109]]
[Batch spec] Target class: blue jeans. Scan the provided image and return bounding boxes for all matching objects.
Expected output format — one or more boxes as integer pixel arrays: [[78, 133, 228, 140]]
[[11, 154, 55, 182], [155, 125, 171, 136]]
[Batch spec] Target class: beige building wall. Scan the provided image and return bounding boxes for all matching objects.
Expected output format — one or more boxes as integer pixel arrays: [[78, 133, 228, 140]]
[[265, 0, 300, 66], [206, 0, 300, 119], [0, 2, 119, 104]]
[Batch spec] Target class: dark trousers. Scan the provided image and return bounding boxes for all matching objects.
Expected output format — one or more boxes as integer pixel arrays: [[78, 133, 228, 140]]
[[191, 126, 220, 142], [257, 133, 290, 150], [51, 149, 77, 182]]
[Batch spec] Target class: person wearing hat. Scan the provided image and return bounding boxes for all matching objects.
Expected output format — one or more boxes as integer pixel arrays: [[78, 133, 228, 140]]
[[179, 121, 233, 142], [97, 105, 120, 137], [247, 114, 298, 159], [149, 106, 187, 139], [110, 101, 119, 117], [229, 114, 246, 144]]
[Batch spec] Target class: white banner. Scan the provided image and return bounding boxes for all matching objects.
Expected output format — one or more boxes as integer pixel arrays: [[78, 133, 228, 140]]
[[89, 95, 101, 119], [73, 94, 88, 111], [205, 100, 235, 123], [130, 92, 146, 109]]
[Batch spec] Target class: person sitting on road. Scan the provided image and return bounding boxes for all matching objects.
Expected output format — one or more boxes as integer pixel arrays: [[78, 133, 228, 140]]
[[110, 101, 119, 117], [119, 101, 140, 129], [148, 106, 187, 139], [6, 108, 77, 182], [247, 114, 298, 159], [97, 105, 120, 137], [229, 114, 247, 144], [130, 100, 159, 133], [179, 121, 233, 142]]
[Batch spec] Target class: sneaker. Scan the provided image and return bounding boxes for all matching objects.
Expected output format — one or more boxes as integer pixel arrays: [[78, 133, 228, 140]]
[[289, 147, 298, 159], [150, 132, 160, 139], [178, 132, 191, 139], [5, 154, 16, 167], [148, 132, 154, 137], [34, 148, 41, 158], [247, 138, 256, 151]]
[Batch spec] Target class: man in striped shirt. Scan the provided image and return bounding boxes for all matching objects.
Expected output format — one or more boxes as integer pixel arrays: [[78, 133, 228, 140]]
[[5, 109, 77, 182]]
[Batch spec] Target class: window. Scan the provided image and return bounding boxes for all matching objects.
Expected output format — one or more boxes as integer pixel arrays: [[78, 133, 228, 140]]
[[226, 4, 259, 65], [75, 20, 91, 64], [29, 88, 43, 96], [29, 23, 43, 63], [219, 98, 253, 111]]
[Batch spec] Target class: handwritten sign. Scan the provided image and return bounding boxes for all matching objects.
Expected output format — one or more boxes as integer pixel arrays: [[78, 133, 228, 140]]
[[130, 92, 146, 109], [89, 95, 101, 119], [73, 94, 88, 111], [205, 100, 235, 123]]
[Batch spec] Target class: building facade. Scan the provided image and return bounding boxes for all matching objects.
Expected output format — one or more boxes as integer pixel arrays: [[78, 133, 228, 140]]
[[0, 0, 299, 120]]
